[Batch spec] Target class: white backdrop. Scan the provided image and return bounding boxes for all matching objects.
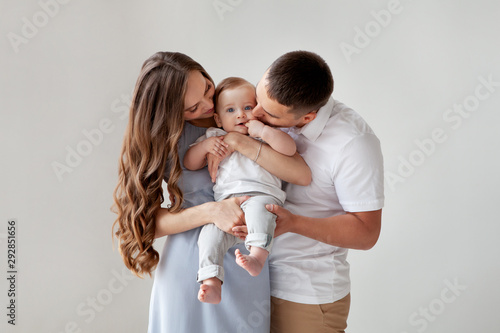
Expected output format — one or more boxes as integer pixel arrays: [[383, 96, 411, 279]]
[[1, 0, 499, 332]]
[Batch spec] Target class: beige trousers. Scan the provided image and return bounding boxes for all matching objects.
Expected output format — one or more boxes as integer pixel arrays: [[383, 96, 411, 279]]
[[270, 293, 351, 333]]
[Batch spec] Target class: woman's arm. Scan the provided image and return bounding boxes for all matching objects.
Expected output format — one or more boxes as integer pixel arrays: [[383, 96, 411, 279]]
[[155, 196, 249, 238], [221, 132, 311, 186], [246, 120, 296, 156], [184, 136, 230, 170]]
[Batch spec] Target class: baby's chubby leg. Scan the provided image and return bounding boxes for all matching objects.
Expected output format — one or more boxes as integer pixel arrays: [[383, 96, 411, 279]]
[[197, 223, 240, 303], [236, 194, 281, 276]]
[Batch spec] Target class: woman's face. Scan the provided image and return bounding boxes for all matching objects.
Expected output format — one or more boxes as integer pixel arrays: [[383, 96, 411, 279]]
[[184, 71, 215, 121]]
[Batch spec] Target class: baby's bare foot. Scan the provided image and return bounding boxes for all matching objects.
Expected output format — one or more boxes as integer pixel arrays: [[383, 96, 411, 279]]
[[198, 278, 222, 304], [235, 248, 267, 277]]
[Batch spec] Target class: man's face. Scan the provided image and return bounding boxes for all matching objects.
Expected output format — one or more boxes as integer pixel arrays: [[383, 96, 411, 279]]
[[251, 72, 303, 128]]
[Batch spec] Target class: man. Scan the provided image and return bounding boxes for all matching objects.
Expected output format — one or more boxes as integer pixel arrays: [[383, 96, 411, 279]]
[[221, 50, 384, 332]]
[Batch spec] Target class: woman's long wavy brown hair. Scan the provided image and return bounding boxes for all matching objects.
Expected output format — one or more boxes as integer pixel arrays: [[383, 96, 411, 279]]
[[112, 52, 214, 277]]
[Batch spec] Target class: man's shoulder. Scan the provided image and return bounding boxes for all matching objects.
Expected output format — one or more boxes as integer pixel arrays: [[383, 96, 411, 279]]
[[302, 101, 377, 159], [327, 100, 375, 138]]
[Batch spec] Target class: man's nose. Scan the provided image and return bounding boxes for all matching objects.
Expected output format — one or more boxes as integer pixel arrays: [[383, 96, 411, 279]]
[[252, 104, 264, 117]]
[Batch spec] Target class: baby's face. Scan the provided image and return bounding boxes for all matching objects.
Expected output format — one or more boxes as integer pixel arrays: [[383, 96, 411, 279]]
[[215, 85, 257, 134]]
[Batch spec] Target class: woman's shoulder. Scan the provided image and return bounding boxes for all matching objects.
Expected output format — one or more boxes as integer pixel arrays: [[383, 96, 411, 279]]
[[179, 122, 210, 147]]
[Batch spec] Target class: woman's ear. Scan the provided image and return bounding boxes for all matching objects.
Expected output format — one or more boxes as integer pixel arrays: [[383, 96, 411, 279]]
[[214, 113, 222, 127]]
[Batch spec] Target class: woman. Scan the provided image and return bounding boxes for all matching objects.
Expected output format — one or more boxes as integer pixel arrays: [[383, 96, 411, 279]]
[[112, 52, 310, 332]]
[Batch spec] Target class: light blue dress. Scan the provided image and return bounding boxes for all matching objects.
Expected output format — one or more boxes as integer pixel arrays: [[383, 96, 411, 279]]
[[148, 122, 271, 333]]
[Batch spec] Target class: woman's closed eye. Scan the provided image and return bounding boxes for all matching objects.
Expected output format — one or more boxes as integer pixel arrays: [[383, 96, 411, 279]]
[[187, 106, 198, 113]]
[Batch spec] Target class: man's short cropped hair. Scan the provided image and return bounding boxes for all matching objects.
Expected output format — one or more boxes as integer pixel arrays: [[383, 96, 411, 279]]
[[266, 50, 334, 116]]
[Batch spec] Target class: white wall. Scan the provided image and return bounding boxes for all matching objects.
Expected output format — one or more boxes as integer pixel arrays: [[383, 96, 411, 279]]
[[1, 0, 499, 332]]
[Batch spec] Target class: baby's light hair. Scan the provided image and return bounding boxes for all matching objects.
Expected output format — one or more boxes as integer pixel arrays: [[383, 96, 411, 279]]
[[214, 77, 255, 112]]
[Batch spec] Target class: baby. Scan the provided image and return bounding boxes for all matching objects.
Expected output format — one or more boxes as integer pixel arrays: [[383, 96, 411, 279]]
[[184, 77, 297, 304]]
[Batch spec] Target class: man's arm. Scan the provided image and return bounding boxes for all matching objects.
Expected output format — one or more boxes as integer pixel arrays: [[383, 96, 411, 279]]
[[221, 132, 310, 186], [261, 131, 383, 250], [265, 205, 382, 250], [236, 128, 385, 249]]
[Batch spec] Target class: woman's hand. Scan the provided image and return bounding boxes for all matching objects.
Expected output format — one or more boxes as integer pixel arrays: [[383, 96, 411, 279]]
[[208, 196, 250, 235], [207, 154, 223, 183], [202, 136, 230, 158], [184, 136, 230, 171], [208, 132, 243, 181], [266, 204, 297, 238], [207, 135, 235, 182]]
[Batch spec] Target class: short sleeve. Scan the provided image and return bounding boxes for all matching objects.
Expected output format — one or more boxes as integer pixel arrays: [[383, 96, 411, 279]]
[[332, 133, 384, 212]]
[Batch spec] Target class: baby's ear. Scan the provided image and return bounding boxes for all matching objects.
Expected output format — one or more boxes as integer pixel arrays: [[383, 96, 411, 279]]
[[214, 113, 222, 127]]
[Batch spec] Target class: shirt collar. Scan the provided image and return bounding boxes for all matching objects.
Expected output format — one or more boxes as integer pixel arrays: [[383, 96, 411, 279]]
[[293, 97, 335, 142]]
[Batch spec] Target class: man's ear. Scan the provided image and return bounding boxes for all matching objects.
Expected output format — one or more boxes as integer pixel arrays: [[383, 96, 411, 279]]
[[300, 111, 317, 125], [214, 113, 222, 127]]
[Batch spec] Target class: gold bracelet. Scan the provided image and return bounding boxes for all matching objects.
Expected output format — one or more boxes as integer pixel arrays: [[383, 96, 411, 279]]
[[253, 141, 263, 162]]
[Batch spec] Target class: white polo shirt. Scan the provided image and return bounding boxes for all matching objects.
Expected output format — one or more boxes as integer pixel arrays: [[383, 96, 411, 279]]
[[269, 97, 384, 304]]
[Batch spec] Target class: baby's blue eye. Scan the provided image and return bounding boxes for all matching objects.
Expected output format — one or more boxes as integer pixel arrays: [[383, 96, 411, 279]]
[[244, 106, 253, 111], [227, 108, 234, 112]]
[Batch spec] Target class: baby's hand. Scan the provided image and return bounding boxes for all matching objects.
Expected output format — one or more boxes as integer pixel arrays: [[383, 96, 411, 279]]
[[202, 136, 229, 158], [245, 120, 266, 138]]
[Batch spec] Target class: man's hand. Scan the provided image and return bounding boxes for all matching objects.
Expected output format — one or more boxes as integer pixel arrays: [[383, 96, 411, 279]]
[[231, 225, 248, 241], [245, 119, 266, 138], [266, 204, 297, 238]]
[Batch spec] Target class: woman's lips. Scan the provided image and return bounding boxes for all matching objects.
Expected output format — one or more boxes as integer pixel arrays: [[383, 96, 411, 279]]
[[204, 108, 214, 114]]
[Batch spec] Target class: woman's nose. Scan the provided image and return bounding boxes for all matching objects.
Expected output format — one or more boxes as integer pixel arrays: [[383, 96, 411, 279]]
[[203, 96, 214, 110]]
